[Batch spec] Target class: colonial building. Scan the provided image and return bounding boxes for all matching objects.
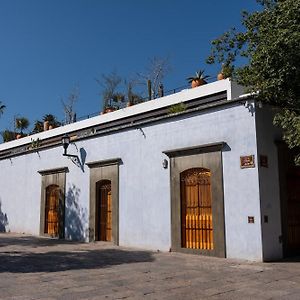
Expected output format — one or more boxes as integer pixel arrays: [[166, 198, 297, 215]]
[[0, 79, 299, 261]]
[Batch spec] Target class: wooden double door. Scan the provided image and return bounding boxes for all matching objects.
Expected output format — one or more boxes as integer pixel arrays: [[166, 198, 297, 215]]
[[44, 185, 60, 237], [181, 168, 214, 250], [95, 180, 112, 241]]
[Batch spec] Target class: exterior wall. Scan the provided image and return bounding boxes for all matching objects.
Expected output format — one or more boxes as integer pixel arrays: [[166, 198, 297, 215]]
[[255, 105, 283, 261], [221, 100, 262, 261], [0, 81, 268, 261]]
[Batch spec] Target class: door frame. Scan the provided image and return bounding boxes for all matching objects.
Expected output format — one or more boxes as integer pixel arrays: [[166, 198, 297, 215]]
[[87, 158, 121, 244], [164, 142, 226, 257], [39, 167, 68, 239]]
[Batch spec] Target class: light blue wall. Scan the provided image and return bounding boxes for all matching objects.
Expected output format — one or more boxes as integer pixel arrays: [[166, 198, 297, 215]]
[[0, 99, 267, 260]]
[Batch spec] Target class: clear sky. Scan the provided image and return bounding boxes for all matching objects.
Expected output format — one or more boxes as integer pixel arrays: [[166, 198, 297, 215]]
[[0, 0, 260, 134]]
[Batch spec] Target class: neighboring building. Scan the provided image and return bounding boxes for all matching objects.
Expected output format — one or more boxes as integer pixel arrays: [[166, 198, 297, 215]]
[[0, 79, 299, 261]]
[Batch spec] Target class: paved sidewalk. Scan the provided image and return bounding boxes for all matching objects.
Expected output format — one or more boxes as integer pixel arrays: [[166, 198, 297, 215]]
[[0, 233, 299, 300]]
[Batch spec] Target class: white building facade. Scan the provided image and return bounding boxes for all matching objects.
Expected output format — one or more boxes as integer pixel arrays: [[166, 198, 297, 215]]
[[0, 79, 298, 261]]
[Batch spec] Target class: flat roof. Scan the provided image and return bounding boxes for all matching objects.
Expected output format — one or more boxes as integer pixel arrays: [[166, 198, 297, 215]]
[[0, 79, 242, 152]]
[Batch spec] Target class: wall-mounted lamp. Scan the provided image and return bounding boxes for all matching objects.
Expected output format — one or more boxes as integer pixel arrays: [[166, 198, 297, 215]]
[[61, 134, 78, 159], [61, 134, 83, 169], [62, 134, 70, 156], [162, 159, 168, 169]]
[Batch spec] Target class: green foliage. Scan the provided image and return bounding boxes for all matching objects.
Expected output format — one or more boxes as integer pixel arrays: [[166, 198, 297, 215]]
[[15, 117, 29, 134], [1, 130, 15, 142], [187, 70, 209, 84], [207, 0, 300, 163], [31, 120, 44, 134], [168, 103, 187, 114], [274, 110, 300, 164], [43, 114, 61, 128], [30, 138, 41, 149]]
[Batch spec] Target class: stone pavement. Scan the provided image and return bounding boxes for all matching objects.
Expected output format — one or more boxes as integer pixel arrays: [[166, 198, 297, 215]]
[[0, 233, 299, 300]]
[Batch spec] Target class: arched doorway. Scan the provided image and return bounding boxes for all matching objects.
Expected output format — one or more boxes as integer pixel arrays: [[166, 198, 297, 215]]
[[180, 168, 214, 250], [95, 180, 112, 241], [44, 184, 60, 237]]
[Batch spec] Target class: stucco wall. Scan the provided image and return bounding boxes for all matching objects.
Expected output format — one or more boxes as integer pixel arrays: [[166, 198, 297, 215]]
[[0, 98, 265, 260]]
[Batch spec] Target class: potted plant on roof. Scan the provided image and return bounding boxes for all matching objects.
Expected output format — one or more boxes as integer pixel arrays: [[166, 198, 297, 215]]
[[187, 70, 210, 88], [15, 117, 30, 139], [217, 63, 234, 80], [31, 120, 44, 134], [1, 130, 15, 142], [43, 114, 61, 130]]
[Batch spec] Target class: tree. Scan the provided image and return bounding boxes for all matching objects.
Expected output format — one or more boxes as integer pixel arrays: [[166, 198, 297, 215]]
[[62, 85, 79, 124], [207, 0, 300, 164], [31, 120, 44, 134], [96, 71, 125, 110], [43, 114, 61, 128], [1, 130, 15, 142], [125, 78, 143, 106], [137, 56, 171, 100], [15, 117, 30, 135]]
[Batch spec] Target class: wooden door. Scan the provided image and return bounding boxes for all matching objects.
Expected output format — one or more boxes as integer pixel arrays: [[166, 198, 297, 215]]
[[180, 168, 214, 250], [286, 167, 300, 254], [96, 180, 112, 241], [44, 185, 60, 237]]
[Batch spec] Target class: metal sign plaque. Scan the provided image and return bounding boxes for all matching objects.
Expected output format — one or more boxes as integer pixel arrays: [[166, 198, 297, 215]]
[[240, 155, 255, 169]]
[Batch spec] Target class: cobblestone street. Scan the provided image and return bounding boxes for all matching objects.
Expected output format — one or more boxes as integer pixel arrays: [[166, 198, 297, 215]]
[[0, 233, 299, 299]]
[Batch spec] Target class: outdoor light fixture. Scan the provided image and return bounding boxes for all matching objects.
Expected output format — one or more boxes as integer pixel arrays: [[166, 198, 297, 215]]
[[61, 133, 82, 168], [61, 133, 78, 160], [61, 134, 71, 156]]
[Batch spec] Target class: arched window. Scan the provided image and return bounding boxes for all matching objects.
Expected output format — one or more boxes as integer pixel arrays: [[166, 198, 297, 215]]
[[44, 184, 60, 236], [95, 180, 112, 241], [180, 168, 214, 250]]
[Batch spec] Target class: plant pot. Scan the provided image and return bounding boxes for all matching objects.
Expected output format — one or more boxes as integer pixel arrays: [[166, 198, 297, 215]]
[[48, 125, 53, 130], [16, 134, 22, 139], [43, 121, 49, 131], [217, 72, 225, 80], [103, 107, 116, 114], [191, 79, 207, 88]]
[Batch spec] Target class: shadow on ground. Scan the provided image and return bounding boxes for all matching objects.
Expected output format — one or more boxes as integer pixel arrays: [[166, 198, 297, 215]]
[[0, 248, 154, 273], [0, 235, 84, 248]]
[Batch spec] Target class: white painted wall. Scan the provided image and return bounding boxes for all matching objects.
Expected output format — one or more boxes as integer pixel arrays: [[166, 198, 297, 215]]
[[0, 81, 266, 260]]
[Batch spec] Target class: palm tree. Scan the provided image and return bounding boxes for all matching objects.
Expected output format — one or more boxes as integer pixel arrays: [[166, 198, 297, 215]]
[[15, 117, 30, 135], [43, 114, 61, 128], [31, 120, 44, 134], [1, 129, 15, 142]]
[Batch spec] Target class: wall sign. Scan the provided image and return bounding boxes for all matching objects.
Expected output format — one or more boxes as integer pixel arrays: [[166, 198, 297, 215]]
[[240, 155, 255, 169], [248, 216, 255, 224]]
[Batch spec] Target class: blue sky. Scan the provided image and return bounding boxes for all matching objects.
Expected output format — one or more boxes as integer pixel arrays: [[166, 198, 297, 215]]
[[0, 0, 260, 133]]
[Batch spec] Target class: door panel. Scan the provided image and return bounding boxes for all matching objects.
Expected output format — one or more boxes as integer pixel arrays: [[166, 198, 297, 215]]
[[45, 185, 59, 237], [181, 168, 214, 250], [96, 180, 112, 241]]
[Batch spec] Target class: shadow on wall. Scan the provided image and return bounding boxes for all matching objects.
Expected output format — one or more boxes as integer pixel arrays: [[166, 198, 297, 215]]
[[0, 200, 9, 233], [65, 184, 88, 241]]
